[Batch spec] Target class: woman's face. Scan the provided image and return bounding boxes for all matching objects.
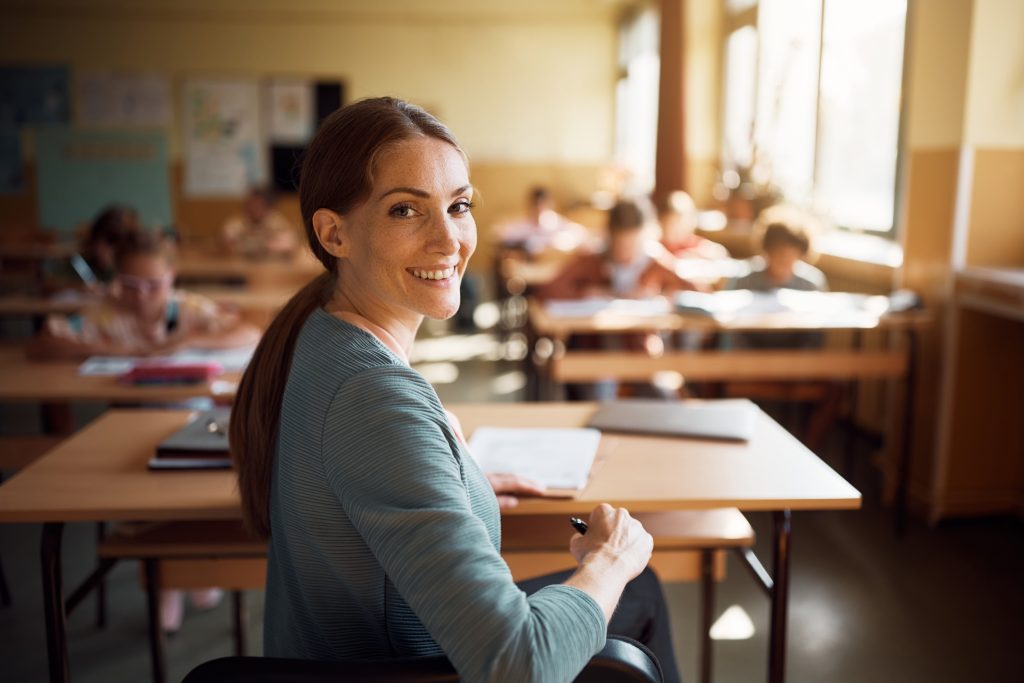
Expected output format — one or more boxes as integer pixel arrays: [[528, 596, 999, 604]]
[[337, 136, 476, 322]]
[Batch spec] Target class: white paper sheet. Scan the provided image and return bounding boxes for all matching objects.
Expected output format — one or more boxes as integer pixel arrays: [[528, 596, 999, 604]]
[[78, 346, 256, 376], [466, 427, 602, 491], [545, 298, 671, 318]]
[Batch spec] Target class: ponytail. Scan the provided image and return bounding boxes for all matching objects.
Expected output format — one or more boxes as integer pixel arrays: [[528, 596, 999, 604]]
[[231, 271, 334, 539]]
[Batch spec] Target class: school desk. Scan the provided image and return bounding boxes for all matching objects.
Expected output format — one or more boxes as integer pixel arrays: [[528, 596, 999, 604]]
[[175, 248, 321, 288], [527, 298, 929, 534], [0, 403, 859, 683], [0, 287, 292, 332]]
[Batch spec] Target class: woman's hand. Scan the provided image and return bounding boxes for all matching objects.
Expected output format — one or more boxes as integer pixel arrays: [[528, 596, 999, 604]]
[[485, 472, 546, 510], [569, 503, 653, 582]]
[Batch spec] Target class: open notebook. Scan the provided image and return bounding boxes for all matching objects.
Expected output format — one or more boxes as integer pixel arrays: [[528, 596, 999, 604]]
[[466, 427, 602, 496]]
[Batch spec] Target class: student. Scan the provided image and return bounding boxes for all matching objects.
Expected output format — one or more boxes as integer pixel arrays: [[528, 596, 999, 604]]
[[538, 196, 695, 301], [230, 98, 681, 683], [658, 190, 728, 260], [34, 229, 261, 360], [497, 185, 588, 256], [725, 205, 838, 450], [78, 204, 142, 286], [221, 187, 299, 258], [729, 204, 827, 294]]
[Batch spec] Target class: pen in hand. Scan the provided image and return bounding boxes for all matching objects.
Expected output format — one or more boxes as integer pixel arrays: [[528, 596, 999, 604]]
[[569, 517, 588, 535]]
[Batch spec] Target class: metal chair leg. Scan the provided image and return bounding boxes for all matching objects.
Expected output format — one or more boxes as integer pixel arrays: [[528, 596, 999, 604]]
[[144, 560, 167, 683], [232, 590, 247, 656], [699, 549, 715, 683]]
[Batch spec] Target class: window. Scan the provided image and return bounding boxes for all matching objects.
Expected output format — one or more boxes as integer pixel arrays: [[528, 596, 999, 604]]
[[615, 7, 660, 193], [727, 0, 907, 235]]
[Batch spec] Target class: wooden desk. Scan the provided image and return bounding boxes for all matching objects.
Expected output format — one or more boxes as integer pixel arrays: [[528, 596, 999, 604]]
[[0, 288, 291, 330], [0, 347, 239, 406], [528, 298, 927, 534], [176, 249, 321, 288], [0, 404, 859, 683]]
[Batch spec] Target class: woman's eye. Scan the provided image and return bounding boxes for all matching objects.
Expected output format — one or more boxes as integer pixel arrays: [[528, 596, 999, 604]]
[[389, 204, 415, 218], [449, 201, 474, 216]]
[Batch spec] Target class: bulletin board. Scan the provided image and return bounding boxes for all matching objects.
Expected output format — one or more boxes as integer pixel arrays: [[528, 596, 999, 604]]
[[34, 127, 173, 235]]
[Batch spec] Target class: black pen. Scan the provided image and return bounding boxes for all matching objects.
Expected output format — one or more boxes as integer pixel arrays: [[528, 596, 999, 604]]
[[569, 517, 588, 535]]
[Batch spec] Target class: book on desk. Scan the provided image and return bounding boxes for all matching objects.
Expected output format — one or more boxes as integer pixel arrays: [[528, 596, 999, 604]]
[[149, 408, 232, 470]]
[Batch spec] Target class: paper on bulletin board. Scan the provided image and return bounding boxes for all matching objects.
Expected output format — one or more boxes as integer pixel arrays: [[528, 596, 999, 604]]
[[182, 79, 266, 197], [268, 80, 313, 144], [76, 71, 171, 128]]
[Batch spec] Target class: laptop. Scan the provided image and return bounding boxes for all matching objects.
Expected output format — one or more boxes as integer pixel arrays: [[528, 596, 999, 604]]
[[586, 399, 758, 442]]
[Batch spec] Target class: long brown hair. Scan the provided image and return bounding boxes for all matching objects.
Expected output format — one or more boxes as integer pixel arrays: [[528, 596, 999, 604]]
[[231, 97, 463, 539]]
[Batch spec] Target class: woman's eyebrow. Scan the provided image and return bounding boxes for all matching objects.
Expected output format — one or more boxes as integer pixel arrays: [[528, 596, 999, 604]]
[[378, 185, 472, 200]]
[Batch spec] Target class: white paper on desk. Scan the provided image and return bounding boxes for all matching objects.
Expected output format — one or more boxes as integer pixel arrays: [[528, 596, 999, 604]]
[[466, 427, 602, 491], [546, 298, 671, 318], [78, 346, 256, 376]]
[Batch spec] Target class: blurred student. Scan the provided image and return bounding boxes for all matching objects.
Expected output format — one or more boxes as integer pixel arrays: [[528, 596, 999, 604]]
[[35, 229, 261, 360], [729, 204, 827, 294], [538, 197, 695, 300], [497, 186, 588, 256], [222, 187, 299, 258], [539, 197, 696, 400], [77, 204, 142, 286], [724, 205, 838, 449], [658, 190, 728, 260]]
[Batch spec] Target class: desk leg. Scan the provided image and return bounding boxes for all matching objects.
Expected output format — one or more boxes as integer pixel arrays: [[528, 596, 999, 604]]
[[768, 510, 791, 683], [895, 329, 918, 536], [41, 522, 69, 683]]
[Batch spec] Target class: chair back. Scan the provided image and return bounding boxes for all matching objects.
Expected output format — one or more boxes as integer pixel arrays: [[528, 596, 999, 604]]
[[181, 636, 662, 683]]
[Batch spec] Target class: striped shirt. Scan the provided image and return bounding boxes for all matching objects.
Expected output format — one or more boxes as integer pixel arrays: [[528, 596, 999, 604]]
[[264, 307, 606, 682]]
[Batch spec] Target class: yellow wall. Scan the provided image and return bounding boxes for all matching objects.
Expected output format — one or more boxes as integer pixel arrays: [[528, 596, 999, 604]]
[[684, 0, 723, 206], [0, 1, 623, 270]]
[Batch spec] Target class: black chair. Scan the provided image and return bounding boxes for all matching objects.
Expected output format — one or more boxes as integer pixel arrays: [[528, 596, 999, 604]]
[[182, 635, 663, 683]]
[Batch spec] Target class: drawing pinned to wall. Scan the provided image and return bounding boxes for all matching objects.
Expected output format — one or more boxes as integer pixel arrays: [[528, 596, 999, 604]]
[[182, 79, 265, 197], [268, 80, 313, 144], [76, 71, 171, 127]]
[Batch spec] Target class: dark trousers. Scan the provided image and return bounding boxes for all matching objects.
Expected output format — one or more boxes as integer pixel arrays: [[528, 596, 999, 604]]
[[517, 566, 681, 683]]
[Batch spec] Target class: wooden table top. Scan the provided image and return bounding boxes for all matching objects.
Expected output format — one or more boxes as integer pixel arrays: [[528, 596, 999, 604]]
[[0, 287, 295, 318], [176, 248, 322, 287], [529, 297, 930, 336], [0, 347, 239, 403], [0, 403, 860, 524]]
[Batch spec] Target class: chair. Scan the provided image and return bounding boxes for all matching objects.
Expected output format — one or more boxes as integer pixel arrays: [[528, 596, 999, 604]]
[[181, 635, 663, 683]]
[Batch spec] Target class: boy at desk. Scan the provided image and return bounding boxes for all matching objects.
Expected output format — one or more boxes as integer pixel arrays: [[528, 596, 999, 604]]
[[537, 196, 695, 301], [538, 197, 696, 399], [222, 186, 299, 258], [724, 205, 839, 450], [34, 229, 261, 360]]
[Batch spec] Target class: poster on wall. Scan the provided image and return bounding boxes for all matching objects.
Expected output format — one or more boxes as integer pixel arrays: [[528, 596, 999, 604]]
[[267, 80, 313, 144], [34, 127, 173, 235], [0, 65, 71, 195], [182, 79, 265, 197], [76, 71, 171, 128]]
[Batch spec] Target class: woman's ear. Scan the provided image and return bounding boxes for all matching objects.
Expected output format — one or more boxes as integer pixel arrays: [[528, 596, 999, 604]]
[[312, 209, 349, 258]]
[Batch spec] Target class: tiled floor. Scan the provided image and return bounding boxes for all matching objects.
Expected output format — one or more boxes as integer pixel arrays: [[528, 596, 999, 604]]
[[1, 331, 1022, 682]]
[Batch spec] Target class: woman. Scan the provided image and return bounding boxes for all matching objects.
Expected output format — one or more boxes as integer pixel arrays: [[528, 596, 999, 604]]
[[231, 98, 678, 683]]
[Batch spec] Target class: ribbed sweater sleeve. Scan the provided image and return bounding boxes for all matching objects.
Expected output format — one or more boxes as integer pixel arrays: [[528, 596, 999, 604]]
[[320, 365, 606, 683]]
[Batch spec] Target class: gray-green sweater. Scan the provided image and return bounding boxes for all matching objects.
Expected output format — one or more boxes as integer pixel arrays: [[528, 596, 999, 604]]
[[264, 308, 606, 682]]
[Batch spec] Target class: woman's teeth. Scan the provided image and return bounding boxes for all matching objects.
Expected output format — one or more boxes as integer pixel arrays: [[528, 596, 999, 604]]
[[412, 267, 455, 281]]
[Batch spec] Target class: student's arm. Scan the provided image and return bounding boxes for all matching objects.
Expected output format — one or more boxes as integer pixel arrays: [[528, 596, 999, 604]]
[[324, 367, 651, 683], [29, 316, 139, 361], [173, 296, 261, 351]]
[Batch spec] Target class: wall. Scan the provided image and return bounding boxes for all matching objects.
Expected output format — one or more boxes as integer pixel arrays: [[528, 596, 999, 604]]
[[684, 0, 723, 206], [0, 0, 621, 270]]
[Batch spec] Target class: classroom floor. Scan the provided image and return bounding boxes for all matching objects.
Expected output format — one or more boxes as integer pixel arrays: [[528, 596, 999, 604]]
[[1, 329, 1022, 683]]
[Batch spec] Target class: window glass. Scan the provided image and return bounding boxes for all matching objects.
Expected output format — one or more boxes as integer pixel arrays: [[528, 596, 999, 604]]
[[722, 26, 759, 169], [815, 0, 907, 231]]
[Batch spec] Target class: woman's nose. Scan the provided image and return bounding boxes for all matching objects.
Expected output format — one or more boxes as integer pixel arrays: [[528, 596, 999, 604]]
[[428, 213, 460, 254]]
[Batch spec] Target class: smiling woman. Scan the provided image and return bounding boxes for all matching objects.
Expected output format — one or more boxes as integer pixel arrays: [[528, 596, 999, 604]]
[[229, 97, 679, 683]]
